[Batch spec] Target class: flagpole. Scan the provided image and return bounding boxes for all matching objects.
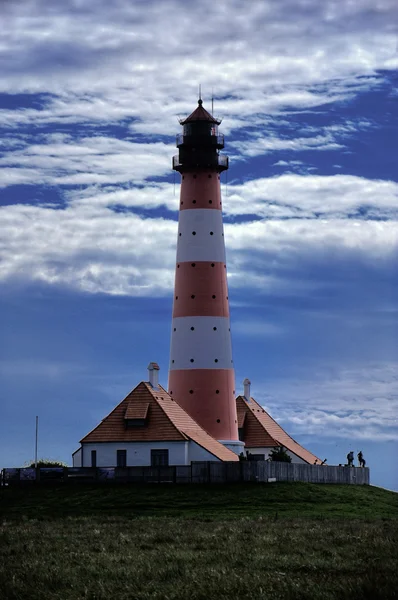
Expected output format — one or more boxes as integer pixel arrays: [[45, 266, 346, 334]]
[[35, 416, 38, 468]]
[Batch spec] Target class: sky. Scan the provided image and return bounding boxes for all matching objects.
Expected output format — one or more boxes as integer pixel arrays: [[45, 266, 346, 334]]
[[0, 0, 397, 490]]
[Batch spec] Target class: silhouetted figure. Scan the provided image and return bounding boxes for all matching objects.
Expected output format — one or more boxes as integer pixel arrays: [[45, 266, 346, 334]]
[[357, 451, 366, 467], [347, 451, 354, 467]]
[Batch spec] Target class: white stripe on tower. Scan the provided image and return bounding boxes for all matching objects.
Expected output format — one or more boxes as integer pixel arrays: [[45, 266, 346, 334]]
[[170, 316, 233, 370], [176, 210, 226, 263]]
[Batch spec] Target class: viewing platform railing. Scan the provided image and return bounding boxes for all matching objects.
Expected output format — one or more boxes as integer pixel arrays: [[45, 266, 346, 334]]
[[172, 154, 228, 171], [176, 133, 224, 147]]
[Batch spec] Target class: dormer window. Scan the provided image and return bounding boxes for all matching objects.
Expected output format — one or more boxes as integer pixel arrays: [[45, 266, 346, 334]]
[[124, 402, 149, 429], [125, 418, 147, 428]]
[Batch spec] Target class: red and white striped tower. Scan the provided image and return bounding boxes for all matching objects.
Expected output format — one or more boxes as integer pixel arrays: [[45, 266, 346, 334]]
[[168, 99, 243, 454]]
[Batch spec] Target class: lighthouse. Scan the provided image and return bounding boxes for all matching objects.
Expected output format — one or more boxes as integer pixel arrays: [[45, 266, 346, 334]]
[[73, 100, 323, 469], [168, 98, 243, 454]]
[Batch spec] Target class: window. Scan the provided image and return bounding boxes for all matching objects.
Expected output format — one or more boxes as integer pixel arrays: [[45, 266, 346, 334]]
[[238, 428, 245, 442], [125, 418, 146, 428], [91, 450, 97, 467], [248, 453, 265, 462], [117, 449, 127, 467], [151, 449, 169, 467]]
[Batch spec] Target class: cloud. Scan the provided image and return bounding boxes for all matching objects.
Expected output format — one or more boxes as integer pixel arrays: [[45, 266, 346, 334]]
[[273, 160, 304, 167], [231, 133, 344, 157], [0, 190, 397, 296], [253, 362, 398, 442], [223, 175, 398, 220], [0, 0, 396, 136], [0, 135, 174, 187]]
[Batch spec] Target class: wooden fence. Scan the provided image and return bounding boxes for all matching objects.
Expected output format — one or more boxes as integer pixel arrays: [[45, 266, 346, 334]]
[[1, 462, 369, 486]]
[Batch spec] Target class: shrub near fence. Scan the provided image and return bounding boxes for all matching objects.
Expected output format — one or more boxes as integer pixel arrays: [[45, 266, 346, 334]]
[[1, 462, 370, 486]]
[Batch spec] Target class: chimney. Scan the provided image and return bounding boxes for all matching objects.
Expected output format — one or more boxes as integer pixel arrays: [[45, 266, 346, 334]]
[[243, 378, 251, 401], [148, 362, 160, 388]]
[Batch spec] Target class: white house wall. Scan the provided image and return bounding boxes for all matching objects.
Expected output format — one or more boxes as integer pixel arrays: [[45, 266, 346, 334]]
[[72, 448, 82, 467], [188, 440, 221, 463], [81, 441, 189, 467], [246, 447, 307, 464]]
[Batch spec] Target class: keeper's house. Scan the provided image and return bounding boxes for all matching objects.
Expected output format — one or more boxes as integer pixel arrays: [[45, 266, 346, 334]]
[[72, 363, 238, 469], [73, 365, 321, 468]]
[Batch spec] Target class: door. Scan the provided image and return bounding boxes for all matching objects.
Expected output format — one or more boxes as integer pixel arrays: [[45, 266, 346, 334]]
[[117, 449, 127, 467]]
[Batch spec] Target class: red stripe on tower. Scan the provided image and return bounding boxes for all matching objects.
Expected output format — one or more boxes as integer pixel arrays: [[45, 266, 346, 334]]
[[168, 98, 243, 455]]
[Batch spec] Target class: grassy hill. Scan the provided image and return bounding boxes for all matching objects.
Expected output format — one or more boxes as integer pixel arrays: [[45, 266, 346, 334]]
[[1, 483, 397, 600]]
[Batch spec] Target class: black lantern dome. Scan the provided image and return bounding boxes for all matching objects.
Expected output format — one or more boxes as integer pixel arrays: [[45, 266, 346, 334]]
[[172, 99, 229, 173]]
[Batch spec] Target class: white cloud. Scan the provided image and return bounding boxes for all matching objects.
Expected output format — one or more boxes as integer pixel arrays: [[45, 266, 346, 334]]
[[231, 133, 344, 157], [273, 160, 304, 167], [224, 175, 398, 219], [0, 0, 396, 134], [0, 193, 397, 296], [252, 362, 398, 441], [0, 135, 174, 187]]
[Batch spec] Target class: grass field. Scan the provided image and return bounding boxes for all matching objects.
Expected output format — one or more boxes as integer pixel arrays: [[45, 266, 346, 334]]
[[1, 483, 397, 600]]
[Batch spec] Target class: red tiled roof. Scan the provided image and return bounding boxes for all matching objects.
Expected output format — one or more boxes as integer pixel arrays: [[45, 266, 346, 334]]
[[81, 382, 238, 462], [236, 396, 322, 465], [180, 100, 220, 125], [124, 402, 149, 420], [153, 385, 238, 462], [237, 409, 246, 428], [81, 383, 185, 443]]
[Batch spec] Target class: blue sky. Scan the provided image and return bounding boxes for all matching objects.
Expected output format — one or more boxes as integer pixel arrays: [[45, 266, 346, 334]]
[[0, 0, 397, 489]]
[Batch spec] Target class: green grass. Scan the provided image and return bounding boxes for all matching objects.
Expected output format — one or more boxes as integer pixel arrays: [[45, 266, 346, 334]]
[[1, 483, 397, 599]]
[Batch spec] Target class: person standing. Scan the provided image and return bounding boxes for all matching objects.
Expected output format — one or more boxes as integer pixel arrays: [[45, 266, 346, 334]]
[[347, 451, 354, 466], [357, 451, 366, 467]]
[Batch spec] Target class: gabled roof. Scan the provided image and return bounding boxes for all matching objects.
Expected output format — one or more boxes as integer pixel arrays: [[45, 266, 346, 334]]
[[81, 383, 184, 443], [81, 382, 238, 462], [180, 99, 220, 125], [236, 395, 322, 465]]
